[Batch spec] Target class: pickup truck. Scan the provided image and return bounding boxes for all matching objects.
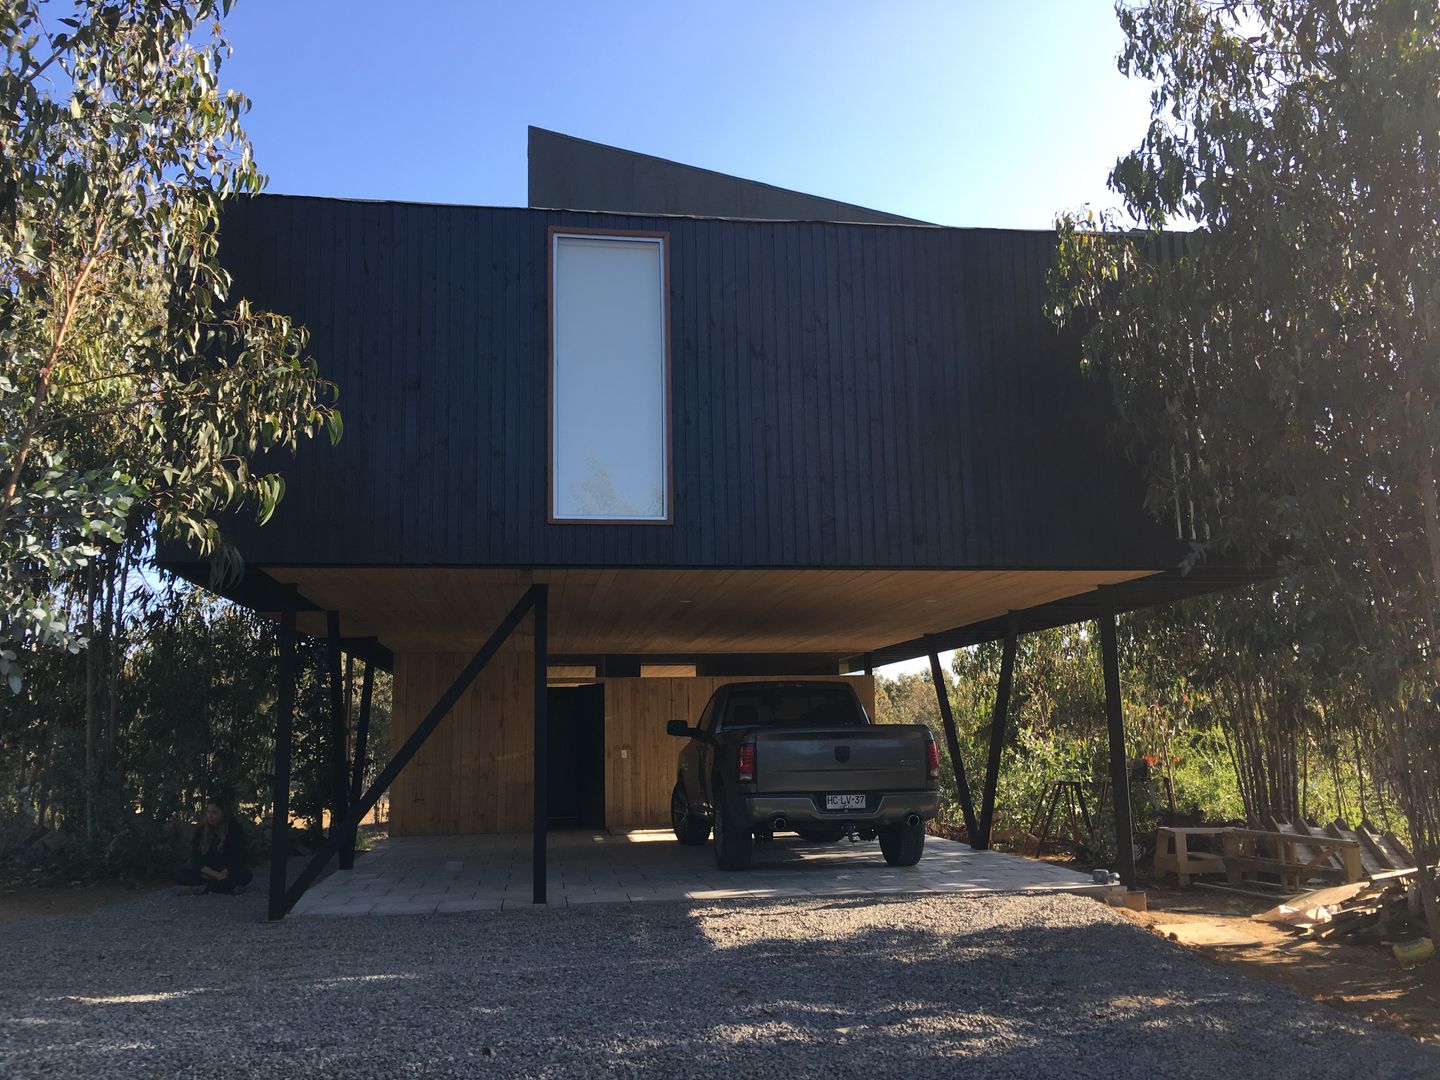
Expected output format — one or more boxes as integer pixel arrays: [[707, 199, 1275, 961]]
[[665, 681, 941, 870]]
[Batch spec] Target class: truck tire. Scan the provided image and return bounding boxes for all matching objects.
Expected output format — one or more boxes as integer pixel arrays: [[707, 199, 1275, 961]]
[[712, 788, 754, 870], [671, 781, 711, 846], [795, 826, 846, 844], [879, 819, 926, 866]]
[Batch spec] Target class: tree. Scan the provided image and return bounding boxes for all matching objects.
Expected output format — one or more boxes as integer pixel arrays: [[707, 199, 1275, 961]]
[[1052, 0, 1440, 935], [0, 0, 339, 691]]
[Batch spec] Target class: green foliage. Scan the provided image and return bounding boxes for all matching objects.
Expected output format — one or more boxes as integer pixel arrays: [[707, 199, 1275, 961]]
[[0, 577, 394, 881], [0, 0, 340, 690], [1053, 0, 1440, 704], [120, 589, 277, 823], [1049, 0, 1440, 925], [875, 614, 1392, 860], [1168, 725, 1245, 821]]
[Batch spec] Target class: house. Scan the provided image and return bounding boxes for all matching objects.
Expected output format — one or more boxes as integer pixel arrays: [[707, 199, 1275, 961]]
[[164, 129, 1249, 917]]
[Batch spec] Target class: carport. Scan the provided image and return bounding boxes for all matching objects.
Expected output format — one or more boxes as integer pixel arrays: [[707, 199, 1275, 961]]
[[232, 565, 1249, 920]]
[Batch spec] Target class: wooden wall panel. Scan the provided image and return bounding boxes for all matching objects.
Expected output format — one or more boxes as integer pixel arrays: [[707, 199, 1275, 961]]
[[389, 659, 872, 836], [602, 674, 875, 829], [272, 566, 1153, 657], [388, 631, 534, 836]]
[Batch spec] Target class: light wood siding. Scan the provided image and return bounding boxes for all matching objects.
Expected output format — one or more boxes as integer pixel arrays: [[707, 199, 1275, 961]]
[[389, 633, 535, 836], [603, 674, 874, 828], [389, 654, 872, 835], [268, 566, 1152, 655]]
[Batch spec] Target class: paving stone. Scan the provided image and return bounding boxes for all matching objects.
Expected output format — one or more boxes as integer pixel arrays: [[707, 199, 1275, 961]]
[[287, 831, 1121, 916]]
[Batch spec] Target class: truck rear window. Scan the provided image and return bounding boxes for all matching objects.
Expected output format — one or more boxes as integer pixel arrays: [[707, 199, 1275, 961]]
[[722, 686, 865, 729]]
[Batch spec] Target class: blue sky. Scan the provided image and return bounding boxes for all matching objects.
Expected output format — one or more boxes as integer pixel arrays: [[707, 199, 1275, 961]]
[[221, 0, 1152, 229]]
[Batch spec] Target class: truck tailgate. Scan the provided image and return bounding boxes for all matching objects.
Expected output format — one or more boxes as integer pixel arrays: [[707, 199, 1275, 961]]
[[754, 725, 930, 793]]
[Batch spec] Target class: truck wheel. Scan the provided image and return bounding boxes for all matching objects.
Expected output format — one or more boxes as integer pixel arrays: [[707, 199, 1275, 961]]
[[879, 819, 926, 866], [671, 781, 711, 846], [712, 790, 754, 870], [795, 826, 845, 844]]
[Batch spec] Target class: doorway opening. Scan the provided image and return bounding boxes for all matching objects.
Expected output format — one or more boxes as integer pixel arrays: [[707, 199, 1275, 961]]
[[546, 684, 606, 829]]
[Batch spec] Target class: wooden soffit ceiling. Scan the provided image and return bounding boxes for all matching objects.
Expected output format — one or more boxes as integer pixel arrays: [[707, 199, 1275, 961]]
[[262, 567, 1156, 657]]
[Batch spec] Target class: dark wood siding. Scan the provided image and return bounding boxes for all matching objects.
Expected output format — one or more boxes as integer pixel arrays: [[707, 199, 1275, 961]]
[[210, 195, 1182, 572]]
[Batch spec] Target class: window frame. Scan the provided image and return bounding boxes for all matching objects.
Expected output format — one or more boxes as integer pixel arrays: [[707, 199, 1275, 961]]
[[547, 226, 673, 525]]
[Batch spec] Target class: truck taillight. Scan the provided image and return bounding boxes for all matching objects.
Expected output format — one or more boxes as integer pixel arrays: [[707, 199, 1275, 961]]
[[738, 743, 756, 783], [926, 739, 940, 780]]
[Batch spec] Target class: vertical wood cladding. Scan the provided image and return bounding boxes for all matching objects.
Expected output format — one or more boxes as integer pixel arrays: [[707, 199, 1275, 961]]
[[389, 636, 536, 836], [388, 655, 875, 836], [216, 196, 1182, 573], [602, 674, 876, 828]]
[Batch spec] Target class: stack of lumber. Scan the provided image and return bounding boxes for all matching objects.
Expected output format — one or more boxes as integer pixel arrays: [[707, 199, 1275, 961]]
[[1254, 869, 1427, 947]]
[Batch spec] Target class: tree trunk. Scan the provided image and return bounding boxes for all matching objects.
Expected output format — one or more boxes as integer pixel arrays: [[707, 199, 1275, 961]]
[[1353, 731, 1368, 825], [1300, 731, 1310, 819], [83, 563, 97, 840], [1330, 752, 1347, 825], [35, 727, 53, 828]]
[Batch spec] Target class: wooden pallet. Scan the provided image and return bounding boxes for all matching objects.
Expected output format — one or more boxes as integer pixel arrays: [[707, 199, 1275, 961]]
[[1344, 818, 1413, 872], [1226, 824, 1364, 889], [1156, 817, 1411, 892], [1270, 816, 1412, 876]]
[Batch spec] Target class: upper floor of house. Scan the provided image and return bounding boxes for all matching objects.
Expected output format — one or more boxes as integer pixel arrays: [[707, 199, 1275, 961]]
[[213, 190, 1190, 573]]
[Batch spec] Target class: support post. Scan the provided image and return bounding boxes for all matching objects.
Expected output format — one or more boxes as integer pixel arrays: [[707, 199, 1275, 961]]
[[863, 653, 873, 677], [342, 657, 375, 868], [975, 614, 1018, 850], [326, 612, 352, 868], [277, 587, 540, 918], [532, 584, 549, 904], [926, 636, 979, 843], [344, 653, 354, 734], [1099, 608, 1138, 889], [268, 599, 297, 921]]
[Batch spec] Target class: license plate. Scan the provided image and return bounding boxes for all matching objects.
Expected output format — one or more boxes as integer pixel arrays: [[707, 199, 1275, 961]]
[[825, 794, 866, 811]]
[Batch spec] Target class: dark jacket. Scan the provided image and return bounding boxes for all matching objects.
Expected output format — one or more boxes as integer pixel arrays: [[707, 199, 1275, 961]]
[[190, 820, 249, 876]]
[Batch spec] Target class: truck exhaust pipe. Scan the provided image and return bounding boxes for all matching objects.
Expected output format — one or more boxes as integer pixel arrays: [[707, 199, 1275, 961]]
[[771, 815, 788, 833], [905, 814, 921, 828]]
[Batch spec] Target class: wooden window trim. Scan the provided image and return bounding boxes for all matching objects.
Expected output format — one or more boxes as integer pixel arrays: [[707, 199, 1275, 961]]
[[547, 226, 674, 526]]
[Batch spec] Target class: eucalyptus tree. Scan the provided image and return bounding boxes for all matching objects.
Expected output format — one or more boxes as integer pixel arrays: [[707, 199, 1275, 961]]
[[0, 0, 339, 692], [1051, 0, 1440, 933]]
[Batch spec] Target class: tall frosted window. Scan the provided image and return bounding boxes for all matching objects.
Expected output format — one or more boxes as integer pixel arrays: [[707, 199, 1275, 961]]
[[551, 232, 670, 522]]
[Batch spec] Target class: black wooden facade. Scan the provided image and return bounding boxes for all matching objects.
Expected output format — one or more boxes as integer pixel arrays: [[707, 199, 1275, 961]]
[[207, 194, 1184, 575]]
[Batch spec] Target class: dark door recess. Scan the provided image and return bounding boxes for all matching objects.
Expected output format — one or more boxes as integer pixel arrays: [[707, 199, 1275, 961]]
[[546, 684, 606, 829]]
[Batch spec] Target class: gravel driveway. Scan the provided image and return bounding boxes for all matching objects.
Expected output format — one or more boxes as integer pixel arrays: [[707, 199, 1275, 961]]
[[3, 886, 1436, 1078]]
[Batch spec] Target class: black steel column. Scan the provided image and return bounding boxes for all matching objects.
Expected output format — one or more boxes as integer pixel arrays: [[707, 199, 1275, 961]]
[[326, 612, 352, 868], [1099, 609, 1138, 889], [863, 653, 873, 677], [926, 636, 979, 843], [342, 658, 374, 868], [975, 614, 1018, 850], [532, 584, 549, 904], [268, 600, 297, 921]]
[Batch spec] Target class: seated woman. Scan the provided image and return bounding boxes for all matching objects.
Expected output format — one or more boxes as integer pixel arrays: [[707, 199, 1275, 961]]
[[176, 797, 253, 895]]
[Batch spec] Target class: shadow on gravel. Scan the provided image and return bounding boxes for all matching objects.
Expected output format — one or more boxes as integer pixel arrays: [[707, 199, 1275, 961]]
[[3, 886, 1437, 1080]]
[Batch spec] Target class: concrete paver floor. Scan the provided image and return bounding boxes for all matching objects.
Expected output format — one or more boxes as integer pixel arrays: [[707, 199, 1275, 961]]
[[292, 829, 1120, 915]]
